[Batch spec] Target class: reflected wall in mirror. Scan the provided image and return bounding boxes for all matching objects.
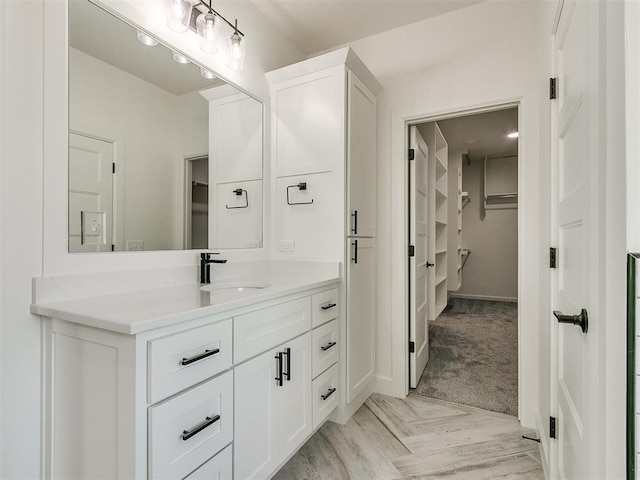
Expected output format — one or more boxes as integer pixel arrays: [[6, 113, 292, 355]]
[[68, 0, 263, 253]]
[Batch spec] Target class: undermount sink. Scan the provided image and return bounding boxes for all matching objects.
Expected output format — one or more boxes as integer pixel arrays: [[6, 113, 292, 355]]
[[200, 280, 271, 293]]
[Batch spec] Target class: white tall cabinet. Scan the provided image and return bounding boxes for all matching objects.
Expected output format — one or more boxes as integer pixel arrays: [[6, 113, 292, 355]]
[[267, 48, 381, 417]]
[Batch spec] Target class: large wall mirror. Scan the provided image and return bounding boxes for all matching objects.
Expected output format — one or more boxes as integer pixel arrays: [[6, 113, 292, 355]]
[[68, 0, 263, 253]]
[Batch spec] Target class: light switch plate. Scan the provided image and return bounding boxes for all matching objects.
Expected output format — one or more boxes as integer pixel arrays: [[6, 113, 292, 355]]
[[81, 211, 107, 245], [279, 240, 295, 252]]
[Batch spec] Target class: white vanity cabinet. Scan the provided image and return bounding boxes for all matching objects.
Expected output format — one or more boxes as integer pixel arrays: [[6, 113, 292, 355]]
[[39, 281, 340, 479], [268, 48, 380, 418]]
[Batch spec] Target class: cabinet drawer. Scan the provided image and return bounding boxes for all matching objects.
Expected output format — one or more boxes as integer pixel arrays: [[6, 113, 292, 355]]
[[312, 319, 338, 378], [312, 363, 339, 429], [149, 371, 233, 480], [148, 319, 232, 404], [234, 297, 311, 363], [311, 288, 339, 328], [183, 444, 232, 480]]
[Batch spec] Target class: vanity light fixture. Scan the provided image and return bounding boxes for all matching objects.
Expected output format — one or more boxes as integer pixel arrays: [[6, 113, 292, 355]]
[[165, 0, 247, 70], [173, 52, 191, 64], [137, 30, 158, 47], [165, 0, 193, 33], [507, 132, 519, 138], [200, 67, 216, 79]]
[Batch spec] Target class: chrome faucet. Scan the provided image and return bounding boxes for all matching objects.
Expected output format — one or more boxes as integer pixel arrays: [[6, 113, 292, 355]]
[[200, 252, 227, 284]]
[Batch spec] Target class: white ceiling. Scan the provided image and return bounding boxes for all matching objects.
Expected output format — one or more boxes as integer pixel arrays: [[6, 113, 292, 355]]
[[250, 0, 486, 55], [429, 107, 519, 161]]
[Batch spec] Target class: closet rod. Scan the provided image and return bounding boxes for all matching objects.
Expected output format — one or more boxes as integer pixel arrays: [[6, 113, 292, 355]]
[[485, 154, 517, 160]]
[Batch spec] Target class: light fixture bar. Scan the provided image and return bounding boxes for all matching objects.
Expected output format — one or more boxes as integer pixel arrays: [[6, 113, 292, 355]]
[[190, 1, 244, 37]]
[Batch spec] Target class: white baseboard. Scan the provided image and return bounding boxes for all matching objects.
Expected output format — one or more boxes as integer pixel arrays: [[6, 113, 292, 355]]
[[329, 381, 374, 425], [373, 375, 405, 398], [448, 293, 518, 303]]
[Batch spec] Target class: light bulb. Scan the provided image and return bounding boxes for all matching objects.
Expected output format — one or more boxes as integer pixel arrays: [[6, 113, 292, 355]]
[[197, 12, 217, 53], [165, 0, 192, 33], [228, 32, 245, 71], [507, 132, 519, 138]]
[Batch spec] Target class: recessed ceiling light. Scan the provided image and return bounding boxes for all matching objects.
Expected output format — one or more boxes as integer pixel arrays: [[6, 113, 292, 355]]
[[200, 67, 216, 80], [507, 132, 519, 139], [173, 52, 190, 64], [136, 30, 158, 47]]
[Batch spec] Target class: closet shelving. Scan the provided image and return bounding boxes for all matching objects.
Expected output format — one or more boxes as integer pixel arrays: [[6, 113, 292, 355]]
[[423, 122, 449, 319], [448, 167, 463, 290]]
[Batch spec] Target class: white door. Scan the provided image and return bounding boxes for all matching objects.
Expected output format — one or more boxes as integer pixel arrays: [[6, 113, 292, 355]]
[[409, 126, 430, 388], [346, 237, 376, 403], [347, 71, 377, 237], [278, 333, 312, 460], [68, 132, 113, 252], [234, 346, 280, 480], [551, 1, 602, 477]]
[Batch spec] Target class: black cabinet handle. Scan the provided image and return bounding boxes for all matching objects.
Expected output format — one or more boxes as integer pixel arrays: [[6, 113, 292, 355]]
[[553, 309, 588, 334], [181, 415, 220, 441], [274, 352, 283, 386], [321, 341, 337, 352], [352, 240, 358, 264], [321, 388, 337, 401], [321, 302, 337, 311], [181, 348, 220, 366], [283, 347, 291, 381], [351, 210, 358, 234]]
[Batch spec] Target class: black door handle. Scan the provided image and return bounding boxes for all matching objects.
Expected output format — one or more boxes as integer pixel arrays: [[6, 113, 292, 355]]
[[553, 309, 588, 334], [424, 262, 434, 268], [274, 352, 283, 386]]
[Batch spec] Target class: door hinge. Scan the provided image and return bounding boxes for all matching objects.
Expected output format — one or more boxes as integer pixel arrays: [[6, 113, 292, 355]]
[[409, 341, 415, 353], [112, 163, 116, 174], [408, 148, 415, 161], [550, 77, 557, 100], [550, 416, 557, 439], [549, 247, 557, 268], [111, 244, 115, 252], [408, 245, 415, 257]]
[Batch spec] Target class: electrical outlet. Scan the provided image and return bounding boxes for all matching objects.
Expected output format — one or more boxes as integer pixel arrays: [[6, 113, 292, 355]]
[[127, 240, 144, 251], [279, 240, 295, 252]]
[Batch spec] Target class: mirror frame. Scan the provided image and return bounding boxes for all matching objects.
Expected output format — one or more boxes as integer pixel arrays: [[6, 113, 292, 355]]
[[43, 0, 271, 275]]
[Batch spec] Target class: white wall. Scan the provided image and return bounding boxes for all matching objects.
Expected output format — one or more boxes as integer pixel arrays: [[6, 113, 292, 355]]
[[0, 0, 305, 476], [456, 157, 518, 300], [70, 48, 208, 251], [345, 0, 547, 429]]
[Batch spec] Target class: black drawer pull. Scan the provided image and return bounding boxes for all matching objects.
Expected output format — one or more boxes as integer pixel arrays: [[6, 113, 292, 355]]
[[321, 388, 337, 401], [283, 347, 291, 381], [321, 302, 337, 311], [321, 341, 337, 352], [181, 348, 220, 366], [181, 415, 220, 441], [275, 352, 283, 386]]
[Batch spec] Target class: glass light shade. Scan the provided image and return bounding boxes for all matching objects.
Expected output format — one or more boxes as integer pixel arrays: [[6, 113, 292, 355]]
[[137, 30, 158, 47], [196, 11, 218, 53], [173, 52, 190, 64], [165, 0, 192, 33], [228, 32, 246, 71], [200, 67, 216, 80]]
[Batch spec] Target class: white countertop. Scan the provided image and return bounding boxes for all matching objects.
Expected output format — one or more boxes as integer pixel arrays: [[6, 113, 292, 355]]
[[31, 262, 340, 335]]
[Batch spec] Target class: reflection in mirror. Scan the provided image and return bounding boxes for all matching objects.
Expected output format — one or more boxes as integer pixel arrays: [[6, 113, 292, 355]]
[[68, 0, 263, 253]]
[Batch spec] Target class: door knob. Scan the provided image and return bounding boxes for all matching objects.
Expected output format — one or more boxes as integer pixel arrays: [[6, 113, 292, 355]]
[[553, 308, 588, 334], [424, 262, 434, 268]]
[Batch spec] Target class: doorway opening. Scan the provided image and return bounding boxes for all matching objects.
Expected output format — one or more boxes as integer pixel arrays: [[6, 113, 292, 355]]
[[407, 106, 519, 417], [184, 155, 209, 250]]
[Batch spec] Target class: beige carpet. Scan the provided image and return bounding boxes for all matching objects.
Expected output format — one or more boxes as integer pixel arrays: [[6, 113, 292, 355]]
[[413, 298, 518, 416]]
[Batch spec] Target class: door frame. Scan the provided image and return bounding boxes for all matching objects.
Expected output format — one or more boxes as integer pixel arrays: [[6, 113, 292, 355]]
[[391, 98, 526, 419], [183, 154, 209, 250]]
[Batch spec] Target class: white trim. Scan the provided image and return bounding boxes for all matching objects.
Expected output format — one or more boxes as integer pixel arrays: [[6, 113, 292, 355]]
[[388, 96, 536, 428], [448, 293, 517, 303], [534, 408, 550, 479]]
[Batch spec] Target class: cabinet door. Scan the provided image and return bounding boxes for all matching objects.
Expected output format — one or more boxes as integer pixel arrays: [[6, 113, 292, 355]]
[[346, 237, 376, 403], [279, 333, 312, 461], [234, 346, 280, 480], [347, 71, 376, 237]]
